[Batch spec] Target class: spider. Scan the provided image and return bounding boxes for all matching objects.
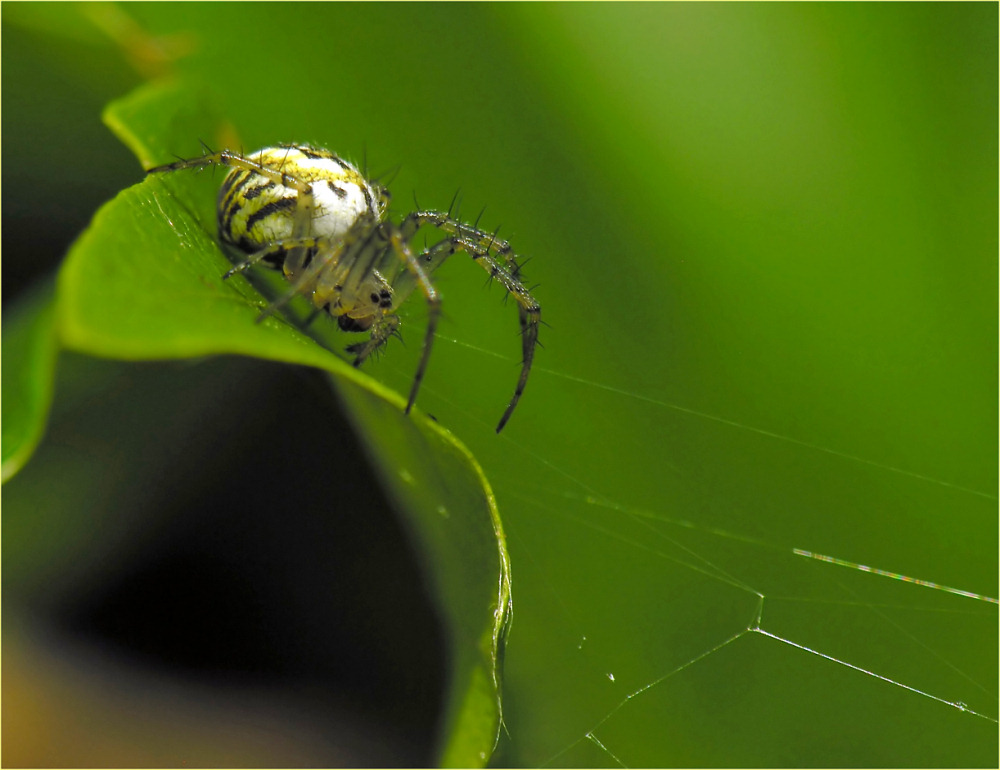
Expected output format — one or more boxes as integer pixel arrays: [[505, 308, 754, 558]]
[[147, 143, 541, 432]]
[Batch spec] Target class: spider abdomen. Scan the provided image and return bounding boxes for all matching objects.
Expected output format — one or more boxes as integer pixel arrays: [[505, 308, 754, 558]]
[[217, 145, 384, 259]]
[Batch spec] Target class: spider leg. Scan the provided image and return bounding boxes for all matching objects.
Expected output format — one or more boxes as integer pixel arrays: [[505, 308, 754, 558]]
[[147, 150, 313, 199], [375, 224, 442, 415], [467, 232, 541, 431], [253, 225, 366, 321], [220, 236, 323, 279], [400, 211, 541, 432]]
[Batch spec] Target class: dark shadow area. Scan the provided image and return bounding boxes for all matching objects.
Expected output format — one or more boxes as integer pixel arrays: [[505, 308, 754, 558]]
[[8, 356, 447, 766]]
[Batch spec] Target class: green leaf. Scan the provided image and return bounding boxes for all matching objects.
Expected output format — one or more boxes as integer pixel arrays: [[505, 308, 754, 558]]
[[336, 378, 512, 766], [2, 279, 59, 482], [59, 79, 338, 366], [5, 4, 996, 767], [20, 76, 511, 766]]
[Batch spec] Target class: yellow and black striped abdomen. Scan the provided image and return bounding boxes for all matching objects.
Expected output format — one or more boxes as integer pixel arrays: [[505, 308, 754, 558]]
[[216, 145, 384, 262]]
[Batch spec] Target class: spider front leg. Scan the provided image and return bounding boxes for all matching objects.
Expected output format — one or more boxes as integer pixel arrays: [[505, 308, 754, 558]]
[[401, 211, 541, 432], [384, 228, 443, 416]]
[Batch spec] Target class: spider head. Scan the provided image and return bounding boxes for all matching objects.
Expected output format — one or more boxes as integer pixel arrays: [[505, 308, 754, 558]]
[[374, 185, 391, 219], [331, 278, 394, 333]]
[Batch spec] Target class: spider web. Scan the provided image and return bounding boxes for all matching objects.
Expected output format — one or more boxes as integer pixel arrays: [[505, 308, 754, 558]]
[[376, 325, 998, 767]]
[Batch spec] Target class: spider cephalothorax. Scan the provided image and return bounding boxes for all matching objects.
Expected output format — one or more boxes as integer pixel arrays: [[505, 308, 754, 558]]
[[148, 143, 540, 432]]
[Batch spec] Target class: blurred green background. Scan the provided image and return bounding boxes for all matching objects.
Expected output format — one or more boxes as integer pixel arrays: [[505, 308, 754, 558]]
[[3, 2, 997, 767]]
